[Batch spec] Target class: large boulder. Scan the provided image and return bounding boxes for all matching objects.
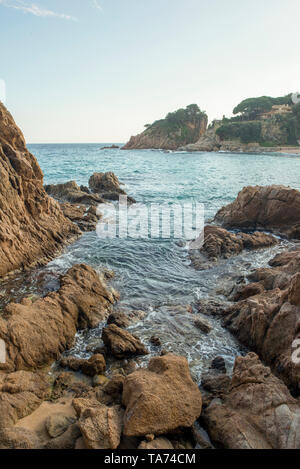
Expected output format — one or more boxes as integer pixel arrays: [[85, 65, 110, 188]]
[[0, 264, 117, 372], [102, 324, 148, 359], [122, 354, 202, 437], [214, 185, 300, 239], [203, 353, 300, 449], [89, 172, 125, 194], [89, 172, 136, 204], [0, 103, 80, 277]]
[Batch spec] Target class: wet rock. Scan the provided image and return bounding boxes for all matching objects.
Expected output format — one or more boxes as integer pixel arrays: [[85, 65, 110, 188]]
[[45, 413, 76, 438], [210, 357, 227, 374], [61, 354, 106, 378], [0, 264, 116, 372], [89, 172, 124, 194], [195, 298, 227, 318], [192, 422, 214, 449], [203, 353, 300, 449], [190, 225, 277, 270], [150, 336, 161, 346], [138, 437, 174, 450], [45, 181, 103, 206], [194, 317, 212, 334], [224, 250, 300, 393], [107, 311, 130, 329], [122, 354, 202, 437], [100, 145, 120, 150], [0, 102, 80, 277], [102, 324, 148, 359], [60, 203, 102, 232], [214, 185, 300, 239], [233, 282, 265, 302], [79, 404, 124, 450]]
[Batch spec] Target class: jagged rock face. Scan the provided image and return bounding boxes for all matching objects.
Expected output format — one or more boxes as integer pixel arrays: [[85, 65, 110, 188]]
[[190, 225, 277, 270], [180, 128, 221, 152], [203, 353, 300, 449], [102, 324, 148, 359], [0, 103, 80, 277], [214, 185, 300, 239], [0, 371, 50, 429], [122, 354, 202, 437], [78, 405, 124, 450], [224, 248, 300, 393], [0, 264, 117, 372], [45, 181, 103, 206], [123, 115, 207, 151]]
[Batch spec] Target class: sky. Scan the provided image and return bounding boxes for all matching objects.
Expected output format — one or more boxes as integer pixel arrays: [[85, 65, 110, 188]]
[[1, 0, 300, 143]]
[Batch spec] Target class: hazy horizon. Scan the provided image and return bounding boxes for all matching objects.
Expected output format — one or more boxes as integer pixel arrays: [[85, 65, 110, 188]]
[[1, 0, 300, 143]]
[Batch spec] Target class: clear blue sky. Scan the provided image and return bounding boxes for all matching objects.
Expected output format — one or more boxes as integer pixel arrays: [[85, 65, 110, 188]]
[[1, 0, 300, 143]]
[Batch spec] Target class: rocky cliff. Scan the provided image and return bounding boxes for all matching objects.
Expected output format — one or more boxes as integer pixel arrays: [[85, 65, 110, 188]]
[[123, 104, 208, 150], [0, 103, 80, 277]]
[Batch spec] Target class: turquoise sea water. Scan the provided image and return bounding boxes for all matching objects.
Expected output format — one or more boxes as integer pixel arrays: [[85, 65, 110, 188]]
[[25, 145, 300, 378]]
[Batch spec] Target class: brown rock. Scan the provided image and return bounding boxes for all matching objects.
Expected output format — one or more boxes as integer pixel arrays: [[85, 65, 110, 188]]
[[233, 282, 265, 301], [194, 317, 212, 334], [190, 225, 277, 270], [138, 437, 174, 450], [214, 185, 300, 239], [103, 374, 125, 399], [107, 311, 130, 329], [0, 426, 41, 449], [203, 353, 300, 449], [0, 103, 80, 277], [60, 203, 102, 232], [81, 355, 106, 377], [289, 273, 300, 306], [122, 354, 202, 437], [89, 172, 125, 195], [79, 404, 124, 450], [44, 423, 81, 450], [102, 324, 148, 359], [45, 413, 76, 438], [0, 264, 117, 372], [0, 371, 50, 429], [45, 181, 103, 206], [224, 249, 300, 393]]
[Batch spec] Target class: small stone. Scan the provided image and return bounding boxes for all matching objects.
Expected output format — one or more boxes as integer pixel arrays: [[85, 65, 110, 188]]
[[150, 336, 161, 346], [194, 317, 212, 334], [93, 375, 109, 387]]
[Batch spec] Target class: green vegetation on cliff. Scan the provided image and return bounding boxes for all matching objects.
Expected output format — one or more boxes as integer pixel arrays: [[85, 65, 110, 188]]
[[215, 93, 300, 147], [233, 95, 292, 119], [146, 104, 208, 146], [123, 104, 208, 150]]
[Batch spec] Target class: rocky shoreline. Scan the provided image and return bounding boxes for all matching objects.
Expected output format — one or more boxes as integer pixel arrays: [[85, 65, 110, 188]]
[[0, 102, 300, 449]]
